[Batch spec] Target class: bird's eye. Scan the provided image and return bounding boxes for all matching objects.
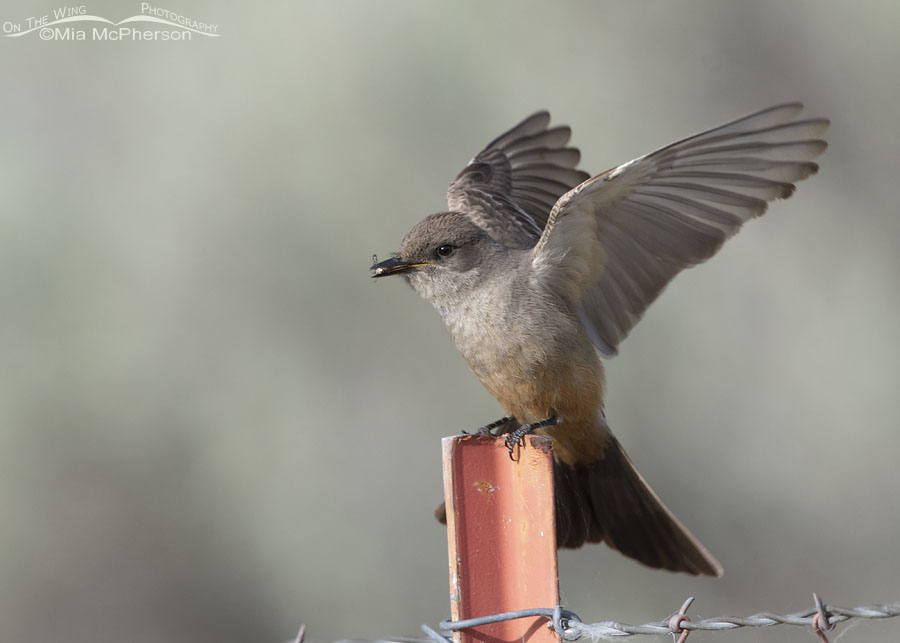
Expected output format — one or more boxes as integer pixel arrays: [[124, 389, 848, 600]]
[[436, 244, 456, 258]]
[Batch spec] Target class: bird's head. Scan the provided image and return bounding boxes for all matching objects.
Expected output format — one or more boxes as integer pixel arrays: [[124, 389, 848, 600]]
[[371, 211, 507, 309]]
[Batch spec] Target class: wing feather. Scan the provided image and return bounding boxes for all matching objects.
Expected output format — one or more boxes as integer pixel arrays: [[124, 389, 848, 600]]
[[532, 103, 829, 356], [447, 113, 590, 247]]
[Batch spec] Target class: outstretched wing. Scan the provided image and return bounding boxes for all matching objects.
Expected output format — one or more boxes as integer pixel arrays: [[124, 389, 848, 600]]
[[447, 111, 591, 249], [531, 103, 830, 356]]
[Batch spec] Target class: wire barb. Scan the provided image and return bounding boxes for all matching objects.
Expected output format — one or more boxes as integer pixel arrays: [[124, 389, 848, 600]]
[[667, 597, 694, 643], [811, 593, 834, 643]]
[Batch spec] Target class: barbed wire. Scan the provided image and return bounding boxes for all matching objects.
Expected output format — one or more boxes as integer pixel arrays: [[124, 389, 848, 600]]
[[421, 594, 900, 643], [295, 594, 900, 643]]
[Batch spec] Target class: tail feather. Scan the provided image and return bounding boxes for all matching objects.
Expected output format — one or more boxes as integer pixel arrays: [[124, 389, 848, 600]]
[[554, 435, 722, 576]]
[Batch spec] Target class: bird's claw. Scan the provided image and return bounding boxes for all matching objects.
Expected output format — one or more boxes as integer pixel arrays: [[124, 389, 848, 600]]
[[504, 416, 561, 461], [463, 416, 514, 436], [504, 431, 525, 461]]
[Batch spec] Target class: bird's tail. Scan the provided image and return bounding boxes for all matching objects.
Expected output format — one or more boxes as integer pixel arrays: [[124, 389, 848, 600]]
[[554, 433, 722, 576]]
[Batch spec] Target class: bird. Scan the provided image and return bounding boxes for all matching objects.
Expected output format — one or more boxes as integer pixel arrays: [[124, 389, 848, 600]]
[[371, 103, 829, 576]]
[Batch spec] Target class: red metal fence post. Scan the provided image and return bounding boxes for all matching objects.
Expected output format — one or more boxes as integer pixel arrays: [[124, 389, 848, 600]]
[[442, 434, 560, 643]]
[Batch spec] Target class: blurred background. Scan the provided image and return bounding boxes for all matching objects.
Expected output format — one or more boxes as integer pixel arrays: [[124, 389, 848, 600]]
[[1, 1, 898, 642]]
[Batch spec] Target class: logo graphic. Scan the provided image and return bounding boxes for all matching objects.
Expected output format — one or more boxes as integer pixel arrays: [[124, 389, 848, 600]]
[[3, 4, 219, 41]]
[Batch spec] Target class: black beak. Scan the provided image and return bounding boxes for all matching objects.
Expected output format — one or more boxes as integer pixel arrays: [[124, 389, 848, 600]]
[[370, 256, 431, 278]]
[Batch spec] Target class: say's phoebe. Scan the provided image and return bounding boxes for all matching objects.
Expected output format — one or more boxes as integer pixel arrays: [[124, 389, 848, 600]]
[[371, 104, 828, 576]]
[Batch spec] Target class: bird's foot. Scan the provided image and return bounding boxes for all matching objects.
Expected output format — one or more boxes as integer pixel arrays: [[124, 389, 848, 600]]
[[505, 416, 561, 460], [462, 416, 515, 436]]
